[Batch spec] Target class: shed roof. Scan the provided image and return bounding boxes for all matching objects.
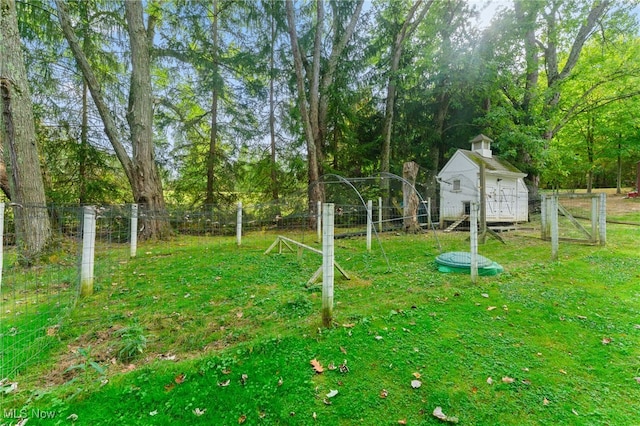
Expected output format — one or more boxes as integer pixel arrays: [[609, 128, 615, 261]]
[[457, 149, 525, 176]]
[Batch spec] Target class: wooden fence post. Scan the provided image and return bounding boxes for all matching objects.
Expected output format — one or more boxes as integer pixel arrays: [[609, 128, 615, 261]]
[[366, 200, 372, 252], [0, 203, 4, 291], [130, 204, 138, 258], [80, 206, 97, 297], [470, 202, 478, 283], [591, 196, 598, 244], [236, 201, 242, 246], [317, 200, 322, 242], [322, 203, 335, 327], [378, 197, 382, 232], [599, 193, 606, 246], [479, 162, 487, 243], [551, 195, 559, 261], [540, 194, 547, 240]]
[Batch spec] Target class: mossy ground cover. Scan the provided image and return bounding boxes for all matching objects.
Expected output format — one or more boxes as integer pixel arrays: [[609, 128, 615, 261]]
[[2, 222, 639, 425]]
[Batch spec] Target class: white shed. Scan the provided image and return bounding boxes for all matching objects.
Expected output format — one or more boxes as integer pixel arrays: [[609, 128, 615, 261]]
[[437, 134, 528, 227]]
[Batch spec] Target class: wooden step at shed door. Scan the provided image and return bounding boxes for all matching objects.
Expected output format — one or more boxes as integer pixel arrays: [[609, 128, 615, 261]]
[[444, 214, 468, 232]]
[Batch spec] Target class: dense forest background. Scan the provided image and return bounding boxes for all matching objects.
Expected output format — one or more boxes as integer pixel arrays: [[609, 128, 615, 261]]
[[2, 0, 639, 212]]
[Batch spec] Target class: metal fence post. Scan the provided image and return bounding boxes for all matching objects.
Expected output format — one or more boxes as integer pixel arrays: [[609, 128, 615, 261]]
[[0, 203, 4, 291], [378, 197, 382, 232], [322, 203, 334, 327], [317, 200, 322, 242], [236, 201, 242, 246], [130, 204, 138, 258], [599, 193, 606, 246], [470, 202, 478, 283], [551, 195, 559, 261], [80, 206, 97, 297], [366, 200, 372, 252]]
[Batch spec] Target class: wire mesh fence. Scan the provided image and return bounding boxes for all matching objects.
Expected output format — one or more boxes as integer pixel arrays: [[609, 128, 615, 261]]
[[2, 188, 636, 393]]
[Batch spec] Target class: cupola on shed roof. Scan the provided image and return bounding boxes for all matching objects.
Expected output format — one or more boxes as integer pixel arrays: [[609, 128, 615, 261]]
[[470, 134, 492, 158]]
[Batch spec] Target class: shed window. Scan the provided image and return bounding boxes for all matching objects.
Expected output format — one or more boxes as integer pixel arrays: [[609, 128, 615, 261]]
[[452, 179, 461, 191]]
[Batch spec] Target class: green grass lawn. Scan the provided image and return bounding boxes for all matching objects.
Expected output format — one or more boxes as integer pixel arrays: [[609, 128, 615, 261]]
[[2, 224, 640, 425]]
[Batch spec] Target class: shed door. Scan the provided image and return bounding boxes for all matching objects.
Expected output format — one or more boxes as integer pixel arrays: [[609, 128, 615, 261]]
[[499, 185, 515, 219]]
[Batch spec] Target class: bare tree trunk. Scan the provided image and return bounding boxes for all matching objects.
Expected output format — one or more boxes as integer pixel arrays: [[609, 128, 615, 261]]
[[56, 0, 168, 239], [269, 5, 279, 204], [402, 161, 420, 233], [125, 1, 168, 238], [381, 0, 433, 188], [586, 116, 594, 193], [79, 80, 88, 204], [206, 0, 219, 206], [0, 145, 11, 199], [0, 0, 51, 260], [285, 0, 363, 226]]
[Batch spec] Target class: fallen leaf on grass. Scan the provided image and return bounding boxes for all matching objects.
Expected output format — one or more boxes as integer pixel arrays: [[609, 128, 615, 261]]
[[241, 374, 248, 385], [328, 362, 337, 371], [380, 389, 389, 398], [486, 377, 493, 385], [572, 409, 579, 416], [158, 354, 177, 361], [543, 398, 550, 406], [433, 406, 459, 423], [577, 315, 587, 320], [342, 323, 355, 328], [412, 372, 422, 379], [559, 369, 567, 375], [375, 335, 383, 340], [501, 377, 515, 384], [0, 380, 18, 394], [218, 379, 230, 387], [411, 379, 422, 389], [340, 346, 347, 354], [601, 337, 611, 345], [193, 408, 206, 416], [326, 389, 338, 398], [634, 377, 640, 384], [149, 410, 158, 416], [122, 364, 136, 373], [236, 311, 243, 319], [398, 420, 407, 425], [481, 293, 489, 298], [487, 306, 497, 311], [310, 358, 324, 374], [164, 383, 175, 392], [238, 414, 247, 423], [175, 373, 186, 384]]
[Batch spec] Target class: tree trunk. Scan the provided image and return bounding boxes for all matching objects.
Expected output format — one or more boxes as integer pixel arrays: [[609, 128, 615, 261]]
[[0, 0, 51, 261], [615, 137, 621, 194], [381, 0, 433, 187], [269, 4, 279, 204], [285, 0, 363, 226], [586, 116, 594, 193], [79, 80, 88, 204], [0, 145, 11, 199], [402, 161, 420, 232], [125, 0, 168, 238], [205, 0, 219, 206], [56, 0, 168, 239]]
